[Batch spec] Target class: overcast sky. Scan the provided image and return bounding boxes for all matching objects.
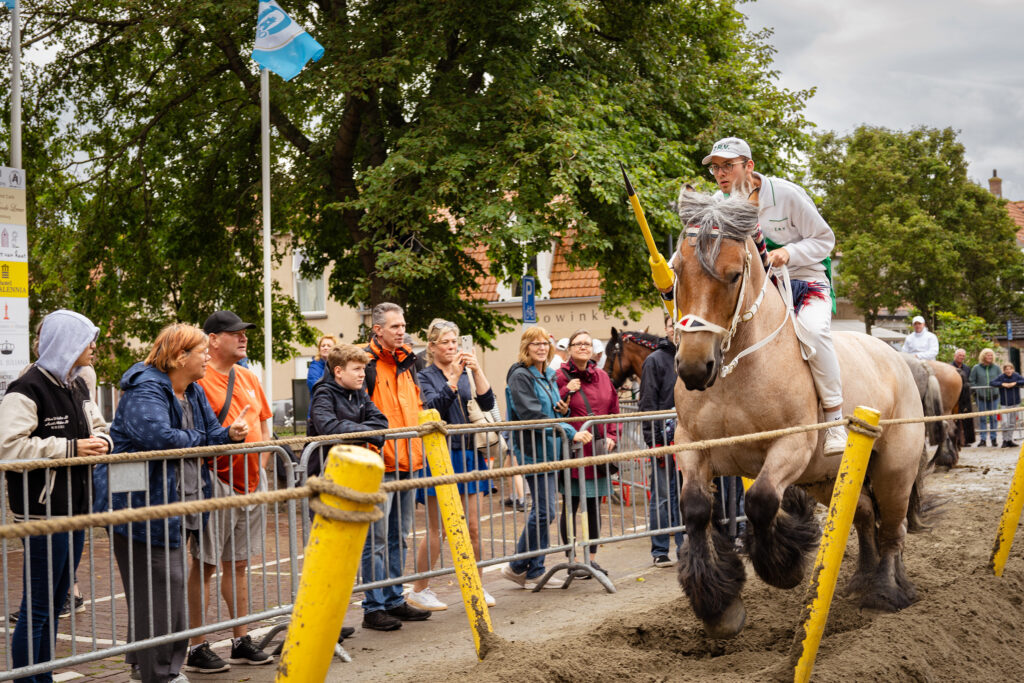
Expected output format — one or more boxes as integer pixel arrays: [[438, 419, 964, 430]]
[[742, 0, 1024, 200]]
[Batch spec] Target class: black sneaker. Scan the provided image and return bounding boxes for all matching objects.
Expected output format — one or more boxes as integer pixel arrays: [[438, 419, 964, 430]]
[[59, 594, 86, 618], [184, 642, 230, 673], [386, 602, 431, 621], [8, 611, 18, 624], [653, 555, 674, 568], [339, 626, 355, 643], [228, 635, 273, 665], [362, 610, 402, 631]]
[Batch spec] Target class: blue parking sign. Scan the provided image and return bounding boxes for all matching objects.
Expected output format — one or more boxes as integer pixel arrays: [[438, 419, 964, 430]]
[[522, 275, 537, 324]]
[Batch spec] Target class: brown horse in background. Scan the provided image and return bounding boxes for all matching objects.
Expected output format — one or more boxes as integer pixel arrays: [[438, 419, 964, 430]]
[[604, 328, 660, 388], [670, 193, 925, 639], [901, 354, 964, 469]]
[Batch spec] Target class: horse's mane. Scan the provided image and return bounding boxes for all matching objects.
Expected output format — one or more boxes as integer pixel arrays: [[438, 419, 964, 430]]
[[673, 191, 759, 279], [620, 330, 661, 348]]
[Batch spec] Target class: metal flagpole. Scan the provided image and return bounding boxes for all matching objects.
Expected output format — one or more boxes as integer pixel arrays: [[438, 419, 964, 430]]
[[260, 67, 273, 403], [10, 1, 21, 167]]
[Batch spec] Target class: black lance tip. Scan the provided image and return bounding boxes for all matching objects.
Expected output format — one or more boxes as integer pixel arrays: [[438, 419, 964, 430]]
[[619, 161, 636, 197]]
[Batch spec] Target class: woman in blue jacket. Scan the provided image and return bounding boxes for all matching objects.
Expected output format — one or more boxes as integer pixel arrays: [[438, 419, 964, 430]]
[[407, 319, 497, 611], [97, 324, 249, 683], [501, 326, 591, 590]]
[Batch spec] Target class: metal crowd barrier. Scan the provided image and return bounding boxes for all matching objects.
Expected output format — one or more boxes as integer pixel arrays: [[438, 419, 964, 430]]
[[1, 412, 746, 678], [1, 444, 300, 681], [968, 385, 1022, 443]]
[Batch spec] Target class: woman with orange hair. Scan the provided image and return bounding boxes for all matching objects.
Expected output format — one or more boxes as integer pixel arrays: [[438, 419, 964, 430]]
[[96, 323, 250, 682]]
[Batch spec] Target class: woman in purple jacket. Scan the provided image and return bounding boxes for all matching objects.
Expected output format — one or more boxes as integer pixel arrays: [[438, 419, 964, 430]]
[[555, 329, 620, 577]]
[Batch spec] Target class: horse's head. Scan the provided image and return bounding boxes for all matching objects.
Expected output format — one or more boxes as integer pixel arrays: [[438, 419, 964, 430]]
[[604, 327, 630, 389], [671, 193, 760, 391]]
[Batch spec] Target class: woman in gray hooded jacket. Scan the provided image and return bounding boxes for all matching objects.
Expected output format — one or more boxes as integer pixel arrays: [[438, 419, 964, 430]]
[[0, 309, 112, 681]]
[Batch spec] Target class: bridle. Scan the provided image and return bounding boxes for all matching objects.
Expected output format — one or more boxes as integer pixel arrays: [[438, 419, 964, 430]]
[[672, 227, 800, 379]]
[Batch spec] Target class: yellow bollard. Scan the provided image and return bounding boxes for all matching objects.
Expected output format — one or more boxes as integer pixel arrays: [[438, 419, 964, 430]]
[[419, 409, 494, 657], [990, 442, 1024, 576], [277, 445, 384, 682], [791, 406, 881, 683]]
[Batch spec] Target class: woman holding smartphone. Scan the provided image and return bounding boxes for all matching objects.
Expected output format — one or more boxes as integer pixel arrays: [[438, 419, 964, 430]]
[[407, 319, 496, 611]]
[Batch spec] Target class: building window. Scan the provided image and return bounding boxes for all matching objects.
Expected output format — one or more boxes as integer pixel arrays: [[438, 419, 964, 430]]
[[293, 251, 326, 316]]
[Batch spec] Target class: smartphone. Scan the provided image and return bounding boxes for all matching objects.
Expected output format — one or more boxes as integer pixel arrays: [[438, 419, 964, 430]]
[[459, 335, 473, 353]]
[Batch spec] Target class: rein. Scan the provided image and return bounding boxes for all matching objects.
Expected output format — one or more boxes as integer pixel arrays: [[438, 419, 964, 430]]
[[673, 228, 801, 379]]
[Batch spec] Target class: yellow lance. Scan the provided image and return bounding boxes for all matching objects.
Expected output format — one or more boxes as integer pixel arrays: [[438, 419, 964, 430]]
[[619, 163, 676, 321]]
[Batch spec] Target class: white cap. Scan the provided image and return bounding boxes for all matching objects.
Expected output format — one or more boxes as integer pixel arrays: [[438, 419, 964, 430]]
[[555, 337, 570, 351], [702, 137, 752, 165], [592, 339, 605, 355], [911, 315, 925, 324]]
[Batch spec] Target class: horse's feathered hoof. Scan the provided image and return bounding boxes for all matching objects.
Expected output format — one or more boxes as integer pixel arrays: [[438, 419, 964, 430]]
[[704, 597, 746, 639]]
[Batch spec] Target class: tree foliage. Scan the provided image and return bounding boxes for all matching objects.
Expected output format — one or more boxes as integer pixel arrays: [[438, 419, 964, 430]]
[[808, 126, 1024, 330], [2, 0, 812, 380], [931, 311, 1000, 363]]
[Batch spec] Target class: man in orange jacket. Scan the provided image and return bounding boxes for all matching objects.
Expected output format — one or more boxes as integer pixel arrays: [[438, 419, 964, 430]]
[[359, 302, 432, 631]]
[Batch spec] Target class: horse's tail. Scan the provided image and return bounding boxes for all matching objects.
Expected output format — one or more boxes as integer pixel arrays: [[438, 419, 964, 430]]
[[906, 443, 933, 533], [922, 373, 944, 445]]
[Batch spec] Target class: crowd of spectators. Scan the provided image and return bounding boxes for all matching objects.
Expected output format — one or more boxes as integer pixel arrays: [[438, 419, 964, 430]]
[[0, 303, 694, 682]]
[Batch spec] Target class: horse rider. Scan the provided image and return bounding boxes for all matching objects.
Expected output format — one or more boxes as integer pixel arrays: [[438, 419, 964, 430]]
[[700, 137, 847, 456]]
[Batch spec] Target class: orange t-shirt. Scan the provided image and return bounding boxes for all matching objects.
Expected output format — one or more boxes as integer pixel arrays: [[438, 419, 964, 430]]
[[197, 364, 272, 493]]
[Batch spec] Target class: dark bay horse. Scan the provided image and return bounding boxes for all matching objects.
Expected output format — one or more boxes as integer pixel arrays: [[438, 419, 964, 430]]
[[670, 193, 924, 639], [901, 354, 963, 469], [604, 328, 660, 388]]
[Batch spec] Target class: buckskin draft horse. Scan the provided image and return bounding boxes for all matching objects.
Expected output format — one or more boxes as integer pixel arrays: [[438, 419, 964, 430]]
[[670, 193, 925, 639]]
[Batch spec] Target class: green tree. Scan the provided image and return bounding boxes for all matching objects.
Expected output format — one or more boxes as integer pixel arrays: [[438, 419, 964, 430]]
[[3, 0, 812, 378], [931, 311, 999, 363], [809, 126, 1024, 332]]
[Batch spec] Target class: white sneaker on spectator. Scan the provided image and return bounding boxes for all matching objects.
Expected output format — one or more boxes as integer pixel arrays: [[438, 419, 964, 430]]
[[525, 573, 563, 589], [482, 588, 496, 607], [823, 424, 848, 456], [501, 565, 528, 588], [406, 587, 448, 611]]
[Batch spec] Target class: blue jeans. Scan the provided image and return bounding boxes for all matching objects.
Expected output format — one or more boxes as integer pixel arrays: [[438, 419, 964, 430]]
[[978, 397, 999, 442], [649, 458, 684, 559], [509, 471, 559, 580], [713, 476, 746, 539], [360, 470, 415, 613], [12, 531, 84, 683]]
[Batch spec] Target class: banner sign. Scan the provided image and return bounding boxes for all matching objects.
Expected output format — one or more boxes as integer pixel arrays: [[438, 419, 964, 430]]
[[0, 166, 28, 399]]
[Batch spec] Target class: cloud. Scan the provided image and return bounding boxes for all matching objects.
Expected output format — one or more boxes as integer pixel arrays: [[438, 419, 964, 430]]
[[744, 0, 1024, 199]]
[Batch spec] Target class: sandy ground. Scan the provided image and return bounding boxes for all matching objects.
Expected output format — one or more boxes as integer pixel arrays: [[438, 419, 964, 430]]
[[63, 444, 1024, 682]]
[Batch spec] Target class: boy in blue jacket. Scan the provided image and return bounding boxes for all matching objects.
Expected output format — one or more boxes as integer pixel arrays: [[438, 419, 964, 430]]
[[991, 363, 1024, 448]]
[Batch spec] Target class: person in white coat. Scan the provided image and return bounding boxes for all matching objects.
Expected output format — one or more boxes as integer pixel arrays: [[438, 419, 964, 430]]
[[901, 315, 939, 360], [702, 136, 846, 455]]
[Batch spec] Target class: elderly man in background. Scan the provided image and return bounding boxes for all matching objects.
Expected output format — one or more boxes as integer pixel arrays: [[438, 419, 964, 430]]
[[902, 315, 939, 360], [950, 348, 975, 446]]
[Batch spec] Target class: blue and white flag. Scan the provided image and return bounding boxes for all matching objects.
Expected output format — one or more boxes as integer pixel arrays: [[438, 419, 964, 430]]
[[251, 1, 324, 82]]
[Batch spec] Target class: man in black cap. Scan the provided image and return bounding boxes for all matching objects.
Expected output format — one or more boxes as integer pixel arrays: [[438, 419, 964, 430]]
[[185, 311, 274, 672]]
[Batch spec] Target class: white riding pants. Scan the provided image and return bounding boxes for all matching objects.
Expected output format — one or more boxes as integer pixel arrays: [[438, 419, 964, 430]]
[[795, 280, 843, 409]]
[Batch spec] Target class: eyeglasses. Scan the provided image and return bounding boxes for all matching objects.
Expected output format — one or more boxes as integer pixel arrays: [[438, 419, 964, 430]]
[[528, 341, 551, 348], [707, 160, 745, 175], [569, 342, 592, 348]]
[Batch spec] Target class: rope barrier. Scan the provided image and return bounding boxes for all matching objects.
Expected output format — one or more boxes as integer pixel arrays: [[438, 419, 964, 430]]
[[0, 405, 1017, 539]]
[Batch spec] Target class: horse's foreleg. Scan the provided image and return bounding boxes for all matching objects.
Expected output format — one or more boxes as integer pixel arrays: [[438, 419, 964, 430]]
[[676, 459, 746, 638], [744, 454, 821, 590], [843, 489, 881, 598]]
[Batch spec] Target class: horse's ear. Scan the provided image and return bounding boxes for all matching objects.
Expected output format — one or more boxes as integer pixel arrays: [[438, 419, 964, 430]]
[[643, 325, 650, 333], [610, 326, 619, 338]]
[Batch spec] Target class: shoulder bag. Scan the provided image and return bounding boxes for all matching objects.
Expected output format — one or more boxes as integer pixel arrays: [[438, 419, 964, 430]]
[[464, 370, 508, 457]]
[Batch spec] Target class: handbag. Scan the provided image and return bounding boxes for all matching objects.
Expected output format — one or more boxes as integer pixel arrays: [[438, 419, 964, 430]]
[[464, 371, 509, 456], [562, 368, 617, 476]]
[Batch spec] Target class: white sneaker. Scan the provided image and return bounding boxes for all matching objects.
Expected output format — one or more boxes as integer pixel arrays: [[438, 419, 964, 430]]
[[482, 588, 496, 607], [823, 424, 848, 456], [406, 587, 448, 611], [525, 573, 564, 589], [501, 565, 528, 588]]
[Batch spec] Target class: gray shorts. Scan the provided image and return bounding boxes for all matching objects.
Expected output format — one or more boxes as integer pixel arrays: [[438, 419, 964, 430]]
[[189, 470, 267, 565]]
